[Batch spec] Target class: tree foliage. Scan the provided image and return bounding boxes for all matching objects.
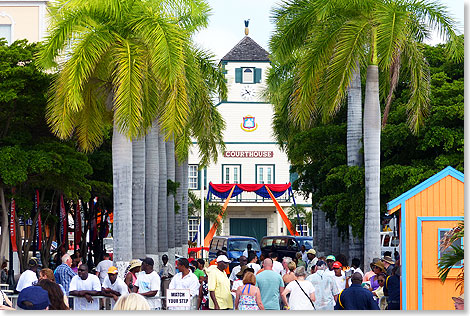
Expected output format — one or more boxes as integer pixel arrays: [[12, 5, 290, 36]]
[[286, 39, 464, 238], [0, 39, 113, 270]]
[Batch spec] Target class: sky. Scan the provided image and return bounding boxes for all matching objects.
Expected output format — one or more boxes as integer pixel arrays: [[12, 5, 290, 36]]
[[194, 0, 465, 61]]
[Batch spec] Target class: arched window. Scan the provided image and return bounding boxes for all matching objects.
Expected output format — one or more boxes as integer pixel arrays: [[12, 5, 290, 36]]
[[242, 67, 254, 83], [0, 12, 13, 44]]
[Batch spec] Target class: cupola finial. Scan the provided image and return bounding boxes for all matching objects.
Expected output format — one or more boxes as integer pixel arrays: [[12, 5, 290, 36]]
[[244, 19, 250, 36]]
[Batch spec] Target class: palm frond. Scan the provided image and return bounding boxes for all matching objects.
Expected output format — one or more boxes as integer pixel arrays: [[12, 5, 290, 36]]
[[111, 36, 146, 138], [401, 40, 430, 134]]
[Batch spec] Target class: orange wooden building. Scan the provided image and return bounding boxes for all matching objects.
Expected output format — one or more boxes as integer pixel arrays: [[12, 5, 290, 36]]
[[387, 166, 464, 310]]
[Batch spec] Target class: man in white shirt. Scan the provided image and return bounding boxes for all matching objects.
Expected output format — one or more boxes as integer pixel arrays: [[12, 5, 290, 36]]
[[306, 249, 318, 276], [332, 261, 348, 292], [16, 257, 39, 292], [95, 253, 113, 284], [229, 256, 247, 282], [69, 263, 102, 310], [168, 258, 200, 310], [270, 252, 284, 275], [101, 266, 129, 309], [133, 257, 161, 310], [300, 245, 308, 263]]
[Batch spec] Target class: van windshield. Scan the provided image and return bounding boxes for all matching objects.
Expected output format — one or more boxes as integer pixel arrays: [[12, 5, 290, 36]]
[[228, 240, 260, 252], [297, 239, 313, 248]]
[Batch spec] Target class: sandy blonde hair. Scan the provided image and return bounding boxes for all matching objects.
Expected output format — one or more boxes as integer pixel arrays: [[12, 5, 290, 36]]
[[39, 268, 56, 282], [113, 293, 150, 310], [242, 272, 256, 286]]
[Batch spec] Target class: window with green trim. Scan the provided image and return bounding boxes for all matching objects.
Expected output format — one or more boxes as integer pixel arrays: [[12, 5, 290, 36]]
[[188, 164, 199, 189], [235, 67, 262, 83]]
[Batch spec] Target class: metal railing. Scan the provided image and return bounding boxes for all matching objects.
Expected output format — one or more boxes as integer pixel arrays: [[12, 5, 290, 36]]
[[6, 293, 198, 310]]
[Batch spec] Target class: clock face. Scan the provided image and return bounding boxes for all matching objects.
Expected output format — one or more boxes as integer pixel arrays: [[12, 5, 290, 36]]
[[240, 85, 255, 101]]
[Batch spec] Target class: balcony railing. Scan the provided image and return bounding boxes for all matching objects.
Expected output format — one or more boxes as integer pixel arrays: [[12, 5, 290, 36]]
[[207, 190, 291, 203]]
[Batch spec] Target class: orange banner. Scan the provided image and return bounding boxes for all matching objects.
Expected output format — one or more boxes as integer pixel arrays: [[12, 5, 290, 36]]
[[265, 185, 299, 236], [204, 185, 236, 247]]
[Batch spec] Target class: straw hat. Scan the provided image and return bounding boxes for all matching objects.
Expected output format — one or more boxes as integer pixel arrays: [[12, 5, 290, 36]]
[[373, 261, 386, 273], [382, 256, 395, 265], [129, 259, 142, 271]]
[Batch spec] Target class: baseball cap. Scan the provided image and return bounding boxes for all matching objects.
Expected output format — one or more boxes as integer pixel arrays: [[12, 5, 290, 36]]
[[306, 249, 316, 255], [216, 255, 230, 263], [326, 255, 336, 261], [28, 257, 39, 267], [316, 260, 326, 267], [332, 261, 342, 269], [108, 266, 118, 274], [142, 257, 154, 266], [17, 286, 50, 310]]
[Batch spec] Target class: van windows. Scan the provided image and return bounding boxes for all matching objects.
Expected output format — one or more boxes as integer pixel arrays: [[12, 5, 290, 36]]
[[228, 240, 260, 252], [210, 238, 220, 250], [297, 239, 313, 248], [261, 238, 274, 248]]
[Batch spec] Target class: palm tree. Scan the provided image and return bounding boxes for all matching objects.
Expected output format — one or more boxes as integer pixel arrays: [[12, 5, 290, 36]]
[[132, 138, 146, 258], [38, 0, 199, 267], [166, 140, 176, 264], [269, 0, 463, 266], [438, 221, 464, 294], [144, 121, 160, 256]]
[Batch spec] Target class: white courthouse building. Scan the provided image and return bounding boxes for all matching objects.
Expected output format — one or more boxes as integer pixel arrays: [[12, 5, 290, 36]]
[[188, 34, 311, 243]]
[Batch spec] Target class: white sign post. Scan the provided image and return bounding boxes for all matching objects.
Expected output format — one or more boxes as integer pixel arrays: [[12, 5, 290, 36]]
[[166, 289, 191, 309]]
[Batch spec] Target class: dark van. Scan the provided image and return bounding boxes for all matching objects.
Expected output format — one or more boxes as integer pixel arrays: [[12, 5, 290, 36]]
[[208, 236, 261, 270], [260, 236, 314, 260]]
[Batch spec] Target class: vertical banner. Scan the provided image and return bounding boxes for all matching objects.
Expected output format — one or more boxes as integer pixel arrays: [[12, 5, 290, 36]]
[[60, 195, 68, 246], [35, 190, 42, 250], [10, 199, 17, 252], [74, 201, 82, 250]]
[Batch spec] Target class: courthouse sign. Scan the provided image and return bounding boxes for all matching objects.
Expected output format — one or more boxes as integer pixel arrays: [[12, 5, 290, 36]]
[[224, 151, 273, 158]]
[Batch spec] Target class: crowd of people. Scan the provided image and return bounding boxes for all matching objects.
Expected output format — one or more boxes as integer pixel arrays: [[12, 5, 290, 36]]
[[0, 246, 409, 311]]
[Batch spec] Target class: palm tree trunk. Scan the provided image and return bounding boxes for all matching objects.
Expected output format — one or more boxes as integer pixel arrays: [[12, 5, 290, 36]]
[[157, 133, 168, 259], [363, 65, 382, 268], [324, 219, 332, 255], [145, 122, 159, 255], [317, 210, 326, 256], [181, 160, 189, 256], [347, 65, 363, 166], [175, 159, 184, 256], [112, 124, 133, 273], [132, 138, 146, 259], [347, 65, 364, 263], [166, 140, 176, 264]]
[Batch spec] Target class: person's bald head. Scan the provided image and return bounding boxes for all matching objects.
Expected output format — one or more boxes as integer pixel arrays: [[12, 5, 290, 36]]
[[351, 272, 363, 284], [263, 258, 273, 270]]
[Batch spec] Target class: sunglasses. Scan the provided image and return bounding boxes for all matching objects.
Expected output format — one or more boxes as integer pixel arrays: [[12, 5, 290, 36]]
[[378, 280, 385, 283], [78, 269, 86, 272]]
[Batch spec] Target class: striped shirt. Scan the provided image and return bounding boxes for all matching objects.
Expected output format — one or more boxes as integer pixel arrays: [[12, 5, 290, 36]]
[[54, 263, 76, 295]]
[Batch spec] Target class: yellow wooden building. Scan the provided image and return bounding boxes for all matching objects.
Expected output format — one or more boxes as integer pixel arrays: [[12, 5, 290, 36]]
[[387, 166, 464, 310]]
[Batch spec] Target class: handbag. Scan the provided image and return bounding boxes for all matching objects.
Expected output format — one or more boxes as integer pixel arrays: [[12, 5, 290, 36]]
[[294, 280, 315, 309]]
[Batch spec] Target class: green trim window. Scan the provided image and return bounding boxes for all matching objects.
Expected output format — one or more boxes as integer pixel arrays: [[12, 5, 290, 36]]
[[222, 164, 241, 184], [188, 164, 200, 190], [235, 67, 262, 83], [256, 164, 274, 184]]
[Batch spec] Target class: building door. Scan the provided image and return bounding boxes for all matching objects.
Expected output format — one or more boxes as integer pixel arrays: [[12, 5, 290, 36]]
[[419, 218, 462, 310], [230, 218, 267, 242]]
